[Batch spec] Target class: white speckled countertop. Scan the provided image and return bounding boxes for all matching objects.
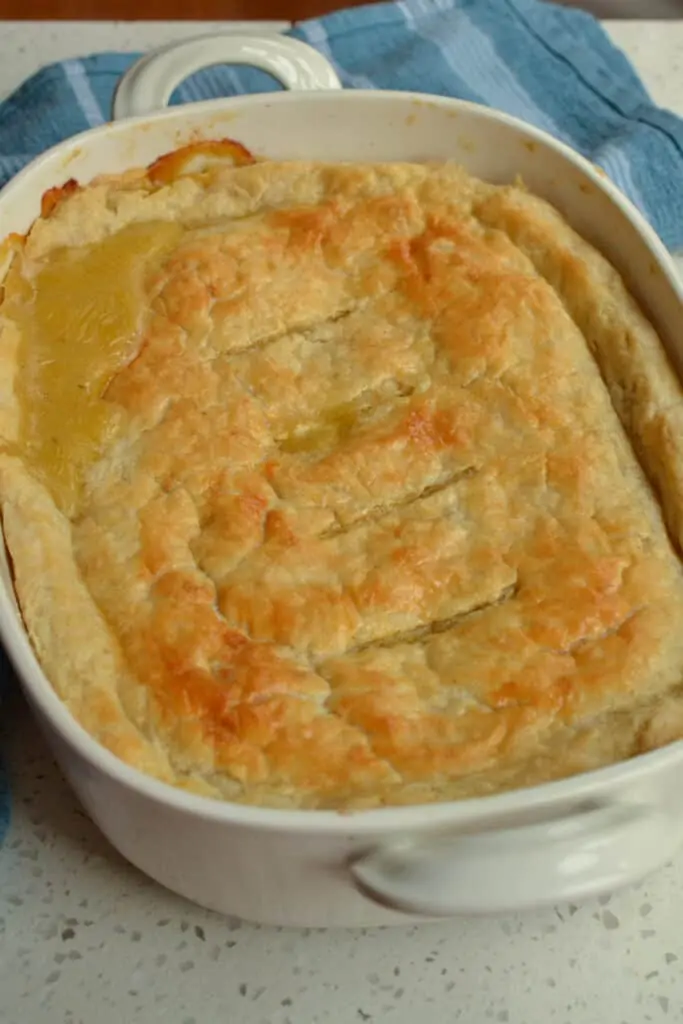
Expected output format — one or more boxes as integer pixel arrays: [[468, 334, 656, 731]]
[[2, 18, 683, 1024]]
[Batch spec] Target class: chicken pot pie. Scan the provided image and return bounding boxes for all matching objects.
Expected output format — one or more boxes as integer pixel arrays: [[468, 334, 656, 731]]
[[2, 141, 683, 811]]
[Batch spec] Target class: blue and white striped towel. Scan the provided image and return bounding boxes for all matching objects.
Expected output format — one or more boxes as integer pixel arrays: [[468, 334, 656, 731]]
[[0, 761, 9, 847], [0, 645, 12, 845], [0, 0, 682, 246]]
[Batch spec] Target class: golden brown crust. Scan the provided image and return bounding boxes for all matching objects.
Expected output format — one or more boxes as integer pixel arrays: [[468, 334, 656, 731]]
[[3, 148, 683, 809], [147, 138, 255, 184], [40, 177, 80, 219]]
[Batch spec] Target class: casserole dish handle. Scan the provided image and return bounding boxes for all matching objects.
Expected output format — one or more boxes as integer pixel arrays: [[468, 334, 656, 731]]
[[351, 802, 673, 915], [113, 33, 342, 121]]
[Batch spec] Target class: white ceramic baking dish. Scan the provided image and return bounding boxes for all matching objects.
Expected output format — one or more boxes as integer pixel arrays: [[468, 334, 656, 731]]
[[2, 33, 683, 927]]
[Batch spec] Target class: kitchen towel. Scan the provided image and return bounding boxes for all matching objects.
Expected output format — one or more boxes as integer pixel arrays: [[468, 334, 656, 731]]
[[0, 0, 683, 247], [0, 762, 9, 848], [0, 645, 13, 846]]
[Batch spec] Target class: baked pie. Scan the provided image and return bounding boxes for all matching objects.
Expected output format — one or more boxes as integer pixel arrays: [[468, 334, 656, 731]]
[[2, 141, 683, 810]]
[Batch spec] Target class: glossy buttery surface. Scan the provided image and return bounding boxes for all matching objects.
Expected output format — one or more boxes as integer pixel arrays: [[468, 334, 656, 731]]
[[3, 150, 683, 810]]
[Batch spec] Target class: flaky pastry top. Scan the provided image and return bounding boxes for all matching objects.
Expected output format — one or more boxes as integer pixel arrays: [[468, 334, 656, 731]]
[[3, 143, 683, 809]]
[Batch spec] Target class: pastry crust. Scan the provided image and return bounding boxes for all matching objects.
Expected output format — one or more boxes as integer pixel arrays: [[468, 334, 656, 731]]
[[3, 147, 683, 809]]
